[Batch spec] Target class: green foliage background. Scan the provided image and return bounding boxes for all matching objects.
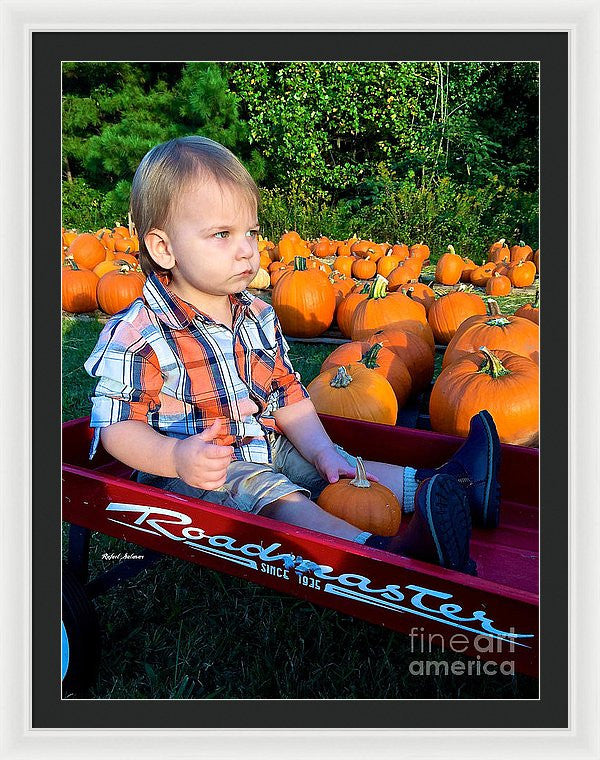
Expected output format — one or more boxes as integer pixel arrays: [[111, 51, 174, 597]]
[[62, 61, 538, 262]]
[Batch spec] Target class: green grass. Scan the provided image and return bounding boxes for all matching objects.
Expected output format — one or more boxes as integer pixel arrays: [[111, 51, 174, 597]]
[[62, 298, 538, 700]]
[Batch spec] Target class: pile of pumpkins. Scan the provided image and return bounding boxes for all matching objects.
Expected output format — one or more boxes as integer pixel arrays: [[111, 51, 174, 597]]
[[254, 232, 540, 342], [62, 226, 145, 315], [434, 239, 540, 294], [304, 277, 539, 447], [256, 232, 433, 340]]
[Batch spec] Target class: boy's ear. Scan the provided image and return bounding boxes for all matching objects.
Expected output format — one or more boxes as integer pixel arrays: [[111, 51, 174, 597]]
[[145, 228, 175, 270]]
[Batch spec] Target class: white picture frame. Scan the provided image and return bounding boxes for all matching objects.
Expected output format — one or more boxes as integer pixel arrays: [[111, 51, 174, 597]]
[[2, 0, 599, 757]]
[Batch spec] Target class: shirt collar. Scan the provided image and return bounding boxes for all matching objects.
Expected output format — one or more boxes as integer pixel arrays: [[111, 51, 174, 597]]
[[143, 272, 256, 330]]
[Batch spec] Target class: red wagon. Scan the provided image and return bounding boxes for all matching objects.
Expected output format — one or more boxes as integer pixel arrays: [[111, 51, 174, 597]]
[[61, 414, 539, 691]]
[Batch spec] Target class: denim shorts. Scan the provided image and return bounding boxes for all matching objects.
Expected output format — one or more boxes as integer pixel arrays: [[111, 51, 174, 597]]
[[134, 434, 358, 515]]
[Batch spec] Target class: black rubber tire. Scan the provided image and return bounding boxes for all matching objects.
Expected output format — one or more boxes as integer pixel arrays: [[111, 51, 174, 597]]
[[62, 565, 101, 697]]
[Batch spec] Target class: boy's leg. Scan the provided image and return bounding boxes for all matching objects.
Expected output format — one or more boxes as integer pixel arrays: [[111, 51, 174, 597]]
[[259, 491, 367, 542]]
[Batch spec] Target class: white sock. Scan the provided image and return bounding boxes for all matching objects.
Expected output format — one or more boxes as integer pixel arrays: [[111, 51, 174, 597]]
[[354, 531, 372, 544], [402, 467, 418, 514]]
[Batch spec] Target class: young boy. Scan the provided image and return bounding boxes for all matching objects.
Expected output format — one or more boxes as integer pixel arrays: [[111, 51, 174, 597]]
[[85, 136, 502, 576]]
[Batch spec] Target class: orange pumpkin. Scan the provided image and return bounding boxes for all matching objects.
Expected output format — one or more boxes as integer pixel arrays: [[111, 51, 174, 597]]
[[270, 265, 292, 287], [427, 289, 487, 345], [96, 263, 145, 315], [376, 251, 402, 278], [271, 256, 335, 338], [430, 347, 539, 446], [95, 228, 116, 251], [351, 239, 377, 258], [336, 242, 353, 257], [307, 364, 398, 426], [400, 283, 436, 315], [515, 290, 539, 325], [460, 257, 477, 282], [487, 238, 510, 263], [93, 259, 125, 279], [314, 236, 333, 258], [391, 243, 410, 261], [351, 256, 377, 280], [112, 252, 138, 268], [487, 239, 511, 264], [329, 275, 355, 311], [367, 327, 434, 394], [68, 233, 107, 271], [278, 232, 309, 264], [350, 275, 429, 344], [442, 300, 539, 368], [486, 272, 512, 296], [435, 245, 463, 285], [387, 259, 421, 290], [509, 240, 533, 263], [317, 456, 401, 536], [268, 260, 287, 272], [336, 284, 371, 338], [408, 242, 430, 264], [507, 260, 536, 288], [469, 261, 496, 288], [62, 261, 99, 313], [62, 230, 78, 248], [333, 255, 355, 278]]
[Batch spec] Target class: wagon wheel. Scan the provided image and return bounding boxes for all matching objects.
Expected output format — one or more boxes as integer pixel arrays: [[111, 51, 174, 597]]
[[62, 564, 101, 697]]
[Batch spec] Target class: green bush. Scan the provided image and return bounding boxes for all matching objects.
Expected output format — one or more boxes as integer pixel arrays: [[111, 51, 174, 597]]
[[256, 172, 538, 262], [62, 177, 130, 231]]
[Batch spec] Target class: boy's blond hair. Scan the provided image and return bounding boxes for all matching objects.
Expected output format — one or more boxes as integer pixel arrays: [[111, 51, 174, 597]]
[[130, 136, 260, 276]]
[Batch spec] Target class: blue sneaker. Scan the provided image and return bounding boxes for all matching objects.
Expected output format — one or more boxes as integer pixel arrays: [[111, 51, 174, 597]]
[[415, 410, 501, 529], [366, 474, 477, 575]]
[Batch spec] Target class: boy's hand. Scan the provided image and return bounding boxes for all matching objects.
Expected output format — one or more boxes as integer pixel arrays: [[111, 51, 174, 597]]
[[171, 419, 234, 489], [313, 445, 379, 485]]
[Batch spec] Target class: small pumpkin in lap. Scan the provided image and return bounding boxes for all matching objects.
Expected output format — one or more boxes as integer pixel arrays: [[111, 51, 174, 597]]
[[317, 456, 401, 536]]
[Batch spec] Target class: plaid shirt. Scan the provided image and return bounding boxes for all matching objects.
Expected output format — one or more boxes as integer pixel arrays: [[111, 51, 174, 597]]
[[84, 272, 309, 463]]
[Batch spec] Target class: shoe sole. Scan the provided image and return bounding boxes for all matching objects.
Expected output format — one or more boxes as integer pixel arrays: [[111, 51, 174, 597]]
[[423, 474, 475, 574], [478, 411, 501, 529]]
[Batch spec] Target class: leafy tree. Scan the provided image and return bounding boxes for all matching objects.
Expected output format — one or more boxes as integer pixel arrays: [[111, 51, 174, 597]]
[[62, 62, 265, 222]]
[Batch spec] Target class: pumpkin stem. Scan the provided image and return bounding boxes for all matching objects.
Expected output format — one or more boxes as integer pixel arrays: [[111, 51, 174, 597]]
[[368, 274, 389, 300], [447, 244, 456, 256], [293, 256, 307, 271], [360, 342, 383, 369], [499, 238, 506, 246], [330, 365, 353, 388], [519, 240, 526, 247], [477, 346, 511, 378], [350, 457, 371, 489], [485, 298, 501, 316]]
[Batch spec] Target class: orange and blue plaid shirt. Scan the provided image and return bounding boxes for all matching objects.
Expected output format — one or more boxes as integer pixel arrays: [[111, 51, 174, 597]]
[[84, 272, 309, 463]]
